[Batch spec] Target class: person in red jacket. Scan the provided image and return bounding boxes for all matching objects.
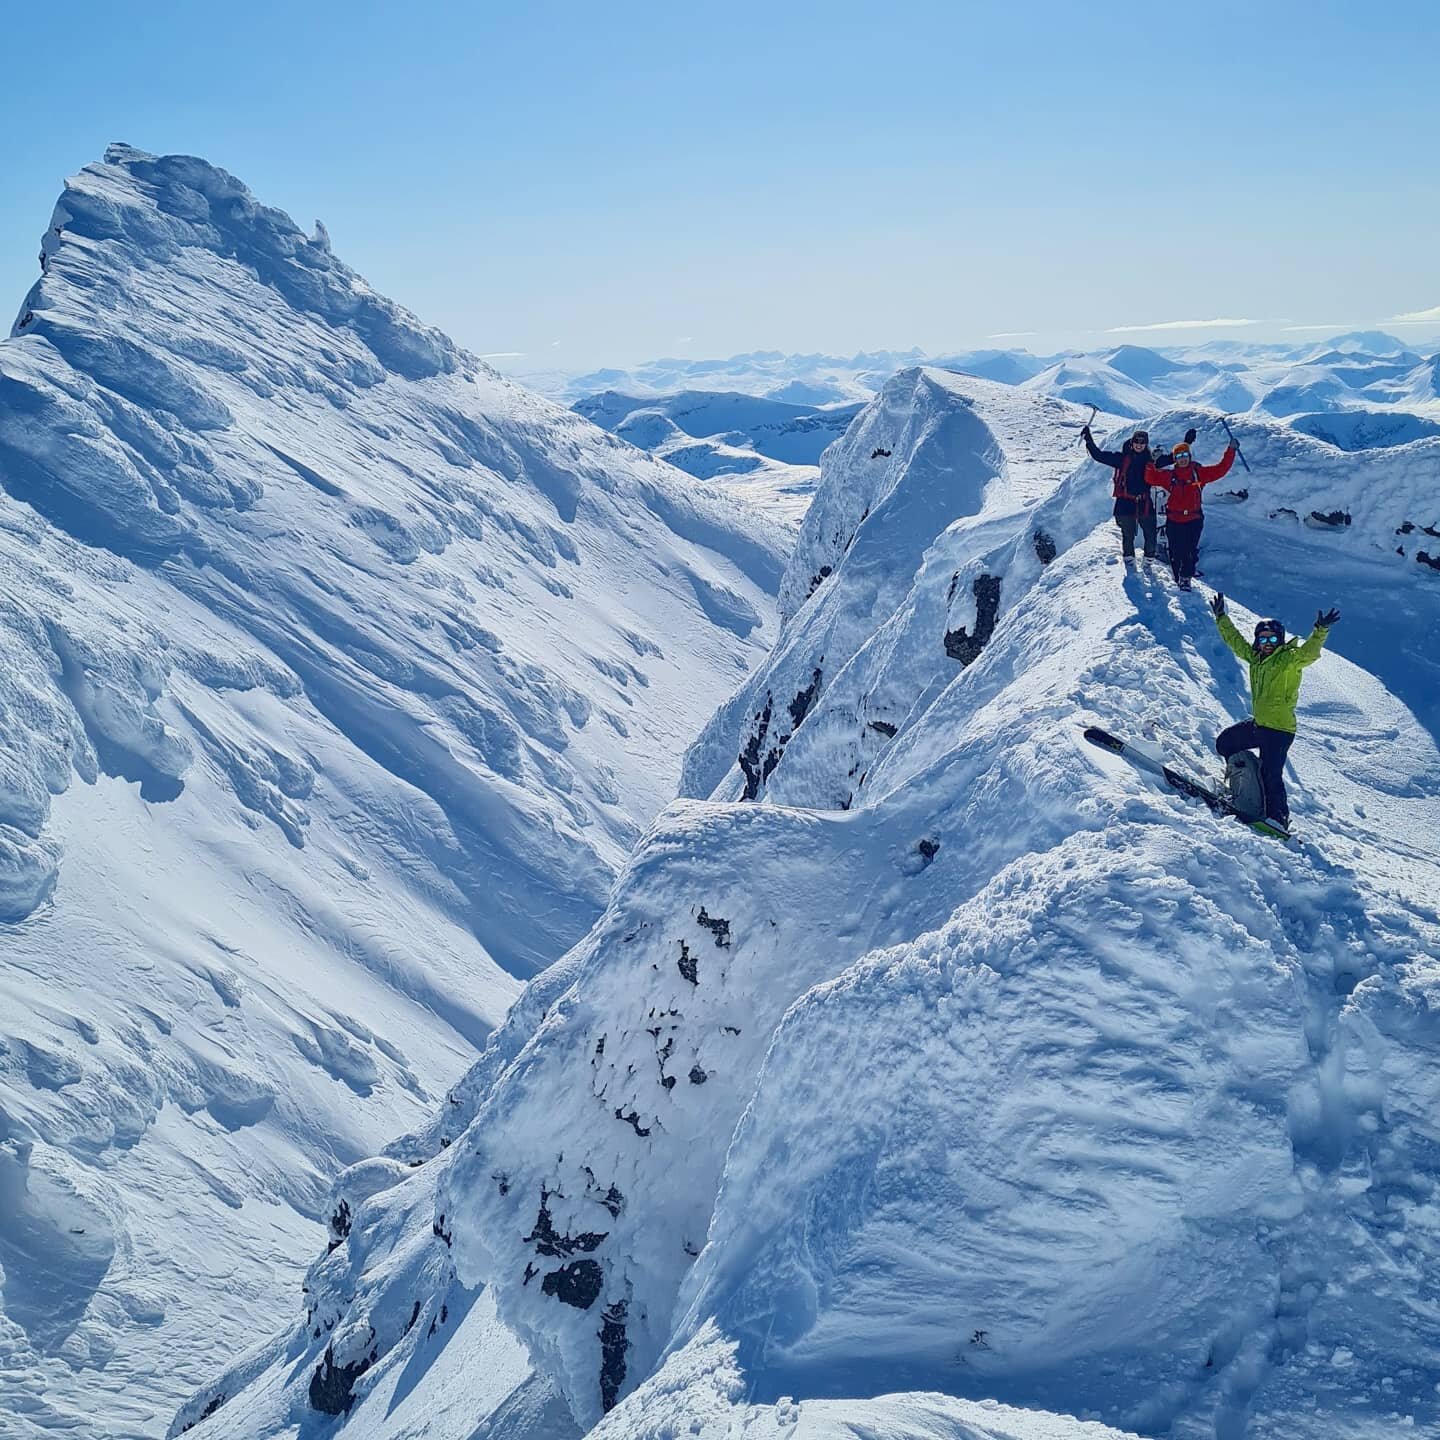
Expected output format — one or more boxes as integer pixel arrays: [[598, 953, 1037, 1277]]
[[1145, 435, 1237, 589]]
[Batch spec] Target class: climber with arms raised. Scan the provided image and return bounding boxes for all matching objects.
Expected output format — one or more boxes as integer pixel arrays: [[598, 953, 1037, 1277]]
[[1146, 429, 1237, 589], [1081, 424, 1170, 563], [1209, 594, 1339, 832]]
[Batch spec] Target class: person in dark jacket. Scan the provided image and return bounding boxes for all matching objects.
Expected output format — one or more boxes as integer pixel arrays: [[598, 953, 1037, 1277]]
[[1081, 426, 1169, 561], [1146, 437, 1237, 589]]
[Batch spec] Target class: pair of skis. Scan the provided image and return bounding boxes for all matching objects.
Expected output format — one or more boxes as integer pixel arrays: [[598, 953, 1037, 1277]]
[[1082, 725, 1292, 843]]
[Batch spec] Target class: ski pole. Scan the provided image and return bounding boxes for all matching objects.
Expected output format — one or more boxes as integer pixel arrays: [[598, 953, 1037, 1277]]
[[1219, 416, 1252, 473]]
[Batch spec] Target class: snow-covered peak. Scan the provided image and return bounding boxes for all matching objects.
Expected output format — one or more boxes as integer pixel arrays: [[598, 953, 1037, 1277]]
[[0, 148, 787, 1436], [1019, 353, 1165, 419], [680, 369, 1100, 805]]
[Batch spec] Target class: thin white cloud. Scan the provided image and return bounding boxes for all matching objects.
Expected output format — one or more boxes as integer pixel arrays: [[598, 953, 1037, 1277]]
[[1280, 324, 1363, 333], [1387, 304, 1440, 324], [550, 340, 563, 348], [1106, 318, 1261, 334], [479, 351, 526, 358], [988, 330, 1038, 339]]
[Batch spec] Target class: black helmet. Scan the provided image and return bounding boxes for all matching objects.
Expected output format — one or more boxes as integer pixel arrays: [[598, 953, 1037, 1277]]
[[1254, 618, 1285, 644]]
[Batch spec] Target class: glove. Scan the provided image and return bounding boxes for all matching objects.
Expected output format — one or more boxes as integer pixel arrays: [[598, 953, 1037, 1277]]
[[1184, 428, 1197, 445], [1210, 592, 1226, 618], [1080, 425, 1092, 442], [1316, 607, 1340, 629]]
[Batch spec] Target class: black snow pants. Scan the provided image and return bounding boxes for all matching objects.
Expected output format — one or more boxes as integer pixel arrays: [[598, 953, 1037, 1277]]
[[1115, 506, 1157, 559], [1167, 516, 1203, 583], [1216, 719, 1295, 825]]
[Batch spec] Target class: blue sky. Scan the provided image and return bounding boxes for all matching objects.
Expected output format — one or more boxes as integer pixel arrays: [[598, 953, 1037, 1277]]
[[3, 0, 1438, 369]]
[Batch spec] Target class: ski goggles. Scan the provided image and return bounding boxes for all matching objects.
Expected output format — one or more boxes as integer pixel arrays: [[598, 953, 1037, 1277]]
[[1255, 633, 1282, 647], [1130, 434, 1149, 445]]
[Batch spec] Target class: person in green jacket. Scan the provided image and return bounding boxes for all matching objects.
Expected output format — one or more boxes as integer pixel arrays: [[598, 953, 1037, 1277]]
[[1209, 593, 1340, 829]]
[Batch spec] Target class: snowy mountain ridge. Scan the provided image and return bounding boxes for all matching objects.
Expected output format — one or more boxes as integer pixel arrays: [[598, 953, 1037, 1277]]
[[570, 390, 862, 527], [183, 368, 1440, 1439], [0, 146, 788, 1437]]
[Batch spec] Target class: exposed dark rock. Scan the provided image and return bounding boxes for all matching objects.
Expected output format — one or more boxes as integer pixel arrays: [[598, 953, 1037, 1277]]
[[739, 669, 822, 799], [788, 667, 822, 729], [599, 1299, 630, 1412], [917, 837, 940, 866], [944, 574, 1002, 666], [1419, 551, 1440, 572], [1309, 509, 1351, 527], [688, 1065, 708, 1085], [309, 1340, 376, 1416], [867, 719, 897, 738], [677, 941, 698, 985], [584, 1170, 625, 1217], [433, 1214, 453, 1248], [542, 1259, 605, 1310], [1221, 488, 1249, 502], [524, 1187, 608, 1258], [179, 1393, 227, 1432], [405, 1300, 421, 1333], [523, 1262, 538, 1285], [614, 1107, 651, 1137], [870, 446, 892, 458], [327, 1197, 352, 1252], [696, 908, 731, 947], [494, 1171, 510, 1196], [805, 564, 833, 600], [661, 1074, 676, 1090], [738, 694, 776, 800], [722, 1025, 741, 1036], [1398, 520, 1440, 538], [1033, 530, 1057, 565]]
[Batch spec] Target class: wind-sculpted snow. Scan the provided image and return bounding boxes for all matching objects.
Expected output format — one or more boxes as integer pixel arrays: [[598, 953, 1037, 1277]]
[[589, 1323, 1145, 1439], [685, 373, 1440, 812], [681, 369, 1099, 803], [194, 368, 1440, 1438], [573, 390, 861, 527], [0, 146, 786, 1437]]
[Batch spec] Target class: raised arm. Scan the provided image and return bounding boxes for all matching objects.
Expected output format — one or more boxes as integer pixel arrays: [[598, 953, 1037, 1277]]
[[1144, 463, 1175, 492], [1215, 611, 1253, 661], [1295, 609, 1338, 666], [1195, 447, 1237, 484], [1081, 428, 1122, 467]]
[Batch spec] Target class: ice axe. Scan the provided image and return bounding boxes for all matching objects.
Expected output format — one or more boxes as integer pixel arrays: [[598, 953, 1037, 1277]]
[[1219, 416, 1252, 473], [1078, 404, 1098, 443]]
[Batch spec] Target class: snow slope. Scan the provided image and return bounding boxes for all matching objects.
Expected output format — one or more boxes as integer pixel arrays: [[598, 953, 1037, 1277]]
[[1019, 356, 1168, 419], [0, 146, 787, 1437], [195, 366, 1440, 1440], [572, 391, 862, 527], [440, 384, 1440, 1438]]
